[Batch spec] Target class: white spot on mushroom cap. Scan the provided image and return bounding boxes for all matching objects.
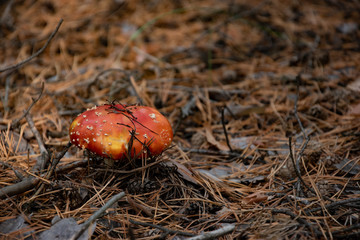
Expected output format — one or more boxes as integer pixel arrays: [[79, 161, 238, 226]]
[[83, 115, 87, 118], [84, 138, 90, 144], [95, 112, 101, 116], [93, 138, 97, 142], [143, 134, 148, 138], [86, 126, 93, 130], [149, 113, 156, 119]]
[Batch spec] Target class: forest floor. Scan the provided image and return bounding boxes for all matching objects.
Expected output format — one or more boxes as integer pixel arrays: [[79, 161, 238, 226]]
[[0, 0, 360, 239]]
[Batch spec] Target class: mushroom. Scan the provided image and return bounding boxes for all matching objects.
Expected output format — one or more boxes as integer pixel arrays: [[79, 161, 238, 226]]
[[69, 104, 173, 160]]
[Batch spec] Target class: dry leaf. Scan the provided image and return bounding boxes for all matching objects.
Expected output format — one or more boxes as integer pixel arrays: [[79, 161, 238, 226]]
[[205, 125, 229, 151], [242, 192, 268, 204]]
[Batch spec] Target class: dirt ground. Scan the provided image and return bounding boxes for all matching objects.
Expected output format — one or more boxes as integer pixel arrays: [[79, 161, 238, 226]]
[[0, 0, 360, 239]]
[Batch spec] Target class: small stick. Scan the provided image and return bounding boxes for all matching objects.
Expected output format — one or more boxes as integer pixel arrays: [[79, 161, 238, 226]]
[[288, 137, 313, 196], [0, 177, 39, 199], [221, 107, 233, 152], [186, 224, 235, 240], [11, 82, 45, 129], [289, 74, 312, 197], [29, 142, 72, 201], [70, 192, 126, 240], [25, 112, 47, 156], [130, 219, 195, 237], [294, 75, 307, 139], [292, 76, 307, 176], [0, 19, 64, 73], [25, 113, 48, 172], [49, 142, 72, 174], [55, 159, 88, 173]]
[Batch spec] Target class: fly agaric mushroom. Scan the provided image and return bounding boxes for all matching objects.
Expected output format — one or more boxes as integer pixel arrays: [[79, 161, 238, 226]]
[[69, 104, 173, 160]]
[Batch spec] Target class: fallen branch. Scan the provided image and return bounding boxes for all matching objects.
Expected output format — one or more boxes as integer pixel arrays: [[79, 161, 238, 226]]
[[0, 176, 39, 199], [0, 19, 63, 73], [0, 143, 71, 199]]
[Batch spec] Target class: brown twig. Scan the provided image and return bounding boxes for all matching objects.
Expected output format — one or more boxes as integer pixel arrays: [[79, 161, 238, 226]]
[[0, 19, 64, 73], [11, 82, 45, 129], [55, 159, 89, 173], [288, 74, 313, 197], [0, 177, 39, 200], [292, 76, 308, 177], [25, 112, 48, 172], [29, 142, 72, 201], [289, 76, 335, 203], [221, 107, 233, 152], [288, 137, 313, 196]]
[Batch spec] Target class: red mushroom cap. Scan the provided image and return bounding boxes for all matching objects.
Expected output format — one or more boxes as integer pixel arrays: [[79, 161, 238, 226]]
[[69, 104, 173, 160]]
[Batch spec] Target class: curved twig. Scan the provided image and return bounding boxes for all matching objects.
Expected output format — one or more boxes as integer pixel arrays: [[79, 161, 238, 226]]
[[0, 19, 64, 73]]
